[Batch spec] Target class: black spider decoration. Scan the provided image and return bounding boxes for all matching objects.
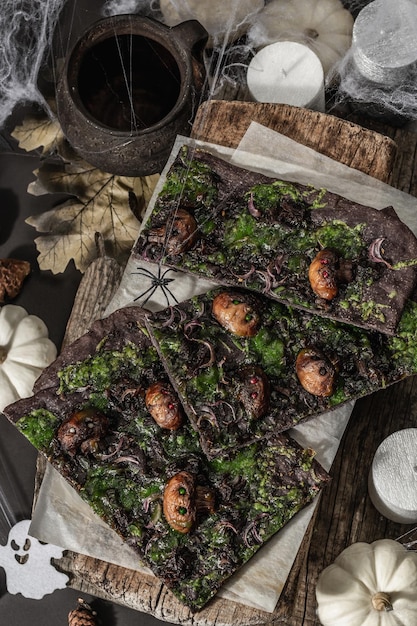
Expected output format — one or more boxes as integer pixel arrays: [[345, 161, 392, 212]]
[[132, 265, 179, 307]]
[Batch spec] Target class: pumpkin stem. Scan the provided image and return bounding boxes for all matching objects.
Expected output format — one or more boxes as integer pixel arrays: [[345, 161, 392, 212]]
[[372, 591, 393, 612], [0, 346, 7, 364], [304, 28, 319, 40]]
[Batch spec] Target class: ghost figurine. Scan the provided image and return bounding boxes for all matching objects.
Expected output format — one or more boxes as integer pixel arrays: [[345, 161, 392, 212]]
[[0, 519, 69, 599]]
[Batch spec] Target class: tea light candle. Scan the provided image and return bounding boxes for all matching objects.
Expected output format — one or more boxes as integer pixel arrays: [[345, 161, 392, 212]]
[[247, 41, 325, 111], [368, 429, 417, 523], [352, 0, 417, 86]]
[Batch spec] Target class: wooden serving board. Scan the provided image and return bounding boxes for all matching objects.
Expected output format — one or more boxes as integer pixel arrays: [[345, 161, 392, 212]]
[[36, 102, 417, 625], [191, 101, 397, 183]]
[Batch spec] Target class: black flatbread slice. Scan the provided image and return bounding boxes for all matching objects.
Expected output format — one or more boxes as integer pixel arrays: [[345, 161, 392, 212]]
[[3, 306, 330, 612], [134, 146, 417, 335], [145, 288, 417, 459]]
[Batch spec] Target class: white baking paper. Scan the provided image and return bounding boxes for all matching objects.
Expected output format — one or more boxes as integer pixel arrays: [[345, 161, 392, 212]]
[[30, 123, 417, 613]]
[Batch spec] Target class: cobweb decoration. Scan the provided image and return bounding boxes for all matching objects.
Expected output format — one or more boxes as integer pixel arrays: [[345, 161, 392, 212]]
[[0, 0, 67, 128], [330, 0, 417, 123], [333, 55, 417, 123], [102, 0, 265, 100], [102, 0, 158, 17], [156, 0, 264, 47]]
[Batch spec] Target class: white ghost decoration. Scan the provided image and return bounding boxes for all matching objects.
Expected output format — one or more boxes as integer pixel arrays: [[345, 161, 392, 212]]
[[0, 519, 69, 599]]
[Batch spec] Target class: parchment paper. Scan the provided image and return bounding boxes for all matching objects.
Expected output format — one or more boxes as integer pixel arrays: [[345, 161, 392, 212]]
[[30, 124, 417, 613]]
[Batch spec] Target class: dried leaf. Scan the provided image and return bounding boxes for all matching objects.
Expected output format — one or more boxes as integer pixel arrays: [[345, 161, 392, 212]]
[[11, 115, 66, 155], [0, 259, 31, 301], [14, 115, 159, 274], [26, 173, 139, 273]]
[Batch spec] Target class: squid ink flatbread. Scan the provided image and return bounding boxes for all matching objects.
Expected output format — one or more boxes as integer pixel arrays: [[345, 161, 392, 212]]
[[3, 306, 329, 611], [134, 146, 417, 335], [145, 288, 417, 459]]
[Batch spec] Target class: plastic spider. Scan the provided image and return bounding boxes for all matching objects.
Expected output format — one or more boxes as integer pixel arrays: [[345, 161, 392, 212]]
[[132, 265, 179, 307]]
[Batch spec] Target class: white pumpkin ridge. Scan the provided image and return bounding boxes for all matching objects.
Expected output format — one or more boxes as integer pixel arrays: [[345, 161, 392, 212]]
[[248, 0, 354, 75], [316, 539, 417, 626], [0, 305, 57, 411]]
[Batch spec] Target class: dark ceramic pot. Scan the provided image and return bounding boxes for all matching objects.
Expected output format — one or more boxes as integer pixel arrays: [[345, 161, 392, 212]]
[[56, 15, 208, 176]]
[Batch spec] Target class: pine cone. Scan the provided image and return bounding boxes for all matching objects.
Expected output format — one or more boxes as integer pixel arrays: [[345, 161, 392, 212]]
[[68, 598, 98, 626], [0, 258, 30, 301]]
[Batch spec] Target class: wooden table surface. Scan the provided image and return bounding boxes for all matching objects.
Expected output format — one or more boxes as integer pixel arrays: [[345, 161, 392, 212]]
[[37, 101, 417, 625]]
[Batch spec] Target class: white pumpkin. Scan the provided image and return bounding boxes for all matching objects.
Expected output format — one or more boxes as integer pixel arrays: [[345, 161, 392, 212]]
[[0, 305, 57, 411], [316, 539, 417, 626], [159, 0, 265, 47], [248, 0, 354, 75]]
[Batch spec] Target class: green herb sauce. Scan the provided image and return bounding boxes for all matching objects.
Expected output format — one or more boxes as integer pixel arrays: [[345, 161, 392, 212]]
[[190, 366, 221, 399], [316, 220, 365, 258], [58, 342, 158, 394], [210, 443, 258, 478], [249, 328, 285, 377], [249, 180, 305, 206], [16, 409, 58, 450], [158, 149, 218, 208], [223, 212, 282, 252], [388, 300, 417, 370]]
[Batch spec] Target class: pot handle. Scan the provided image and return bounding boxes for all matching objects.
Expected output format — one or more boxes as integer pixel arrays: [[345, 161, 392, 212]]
[[172, 19, 209, 59]]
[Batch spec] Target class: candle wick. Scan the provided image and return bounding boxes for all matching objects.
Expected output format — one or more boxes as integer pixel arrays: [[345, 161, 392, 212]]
[[281, 68, 288, 78]]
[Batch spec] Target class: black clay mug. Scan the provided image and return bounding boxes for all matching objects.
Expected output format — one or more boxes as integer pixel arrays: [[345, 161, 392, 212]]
[[56, 15, 208, 176]]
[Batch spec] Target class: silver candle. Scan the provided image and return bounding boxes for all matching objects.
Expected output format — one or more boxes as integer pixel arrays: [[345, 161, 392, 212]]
[[353, 0, 417, 86]]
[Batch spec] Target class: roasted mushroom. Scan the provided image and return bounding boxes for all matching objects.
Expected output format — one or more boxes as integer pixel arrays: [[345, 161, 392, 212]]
[[57, 408, 109, 456], [308, 248, 339, 301], [212, 292, 261, 337], [295, 347, 337, 397], [237, 365, 270, 419], [145, 381, 183, 430], [148, 208, 198, 255], [163, 471, 196, 534], [163, 471, 215, 534]]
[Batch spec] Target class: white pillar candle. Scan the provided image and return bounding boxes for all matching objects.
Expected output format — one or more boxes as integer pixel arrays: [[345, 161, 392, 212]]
[[352, 0, 417, 86], [368, 428, 417, 524], [247, 41, 325, 111]]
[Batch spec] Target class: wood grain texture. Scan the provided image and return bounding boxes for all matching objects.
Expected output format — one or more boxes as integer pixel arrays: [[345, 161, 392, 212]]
[[61, 234, 124, 350], [334, 111, 417, 196], [191, 101, 397, 184], [36, 104, 417, 625], [273, 375, 417, 625]]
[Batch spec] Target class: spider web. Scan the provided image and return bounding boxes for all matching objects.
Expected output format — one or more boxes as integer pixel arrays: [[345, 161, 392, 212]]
[[1, 0, 392, 285], [0, 0, 67, 127], [0, 0, 375, 134]]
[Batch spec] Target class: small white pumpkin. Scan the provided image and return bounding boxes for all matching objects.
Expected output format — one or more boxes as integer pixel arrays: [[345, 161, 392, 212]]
[[248, 0, 354, 75], [0, 305, 57, 411], [316, 539, 417, 625], [159, 0, 265, 47]]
